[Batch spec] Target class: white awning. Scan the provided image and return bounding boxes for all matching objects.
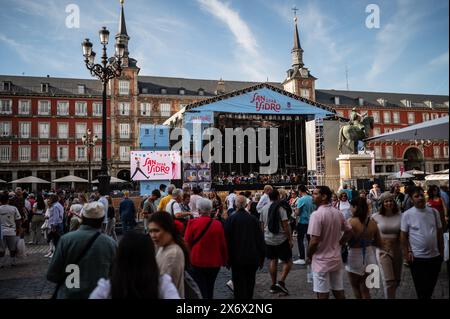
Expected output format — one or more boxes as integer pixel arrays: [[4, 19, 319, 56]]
[[388, 171, 415, 179], [9, 176, 51, 184], [365, 116, 449, 142], [425, 174, 449, 181], [52, 175, 89, 183], [92, 177, 127, 184]]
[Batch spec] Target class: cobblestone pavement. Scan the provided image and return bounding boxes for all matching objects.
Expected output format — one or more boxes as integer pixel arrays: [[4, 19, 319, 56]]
[[1, 236, 448, 299]]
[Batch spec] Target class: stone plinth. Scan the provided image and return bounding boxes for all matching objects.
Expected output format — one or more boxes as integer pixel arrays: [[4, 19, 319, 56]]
[[337, 153, 374, 186]]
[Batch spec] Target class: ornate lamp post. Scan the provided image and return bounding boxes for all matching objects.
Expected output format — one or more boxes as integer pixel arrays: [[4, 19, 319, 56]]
[[82, 27, 125, 195], [82, 129, 98, 192]]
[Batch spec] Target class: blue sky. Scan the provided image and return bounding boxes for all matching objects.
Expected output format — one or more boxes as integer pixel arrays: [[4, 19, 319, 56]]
[[0, 0, 448, 95]]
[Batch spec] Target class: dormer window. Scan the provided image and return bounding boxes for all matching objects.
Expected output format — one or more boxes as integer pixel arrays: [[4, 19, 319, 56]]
[[41, 83, 49, 93], [444, 101, 449, 108], [141, 87, 148, 94], [358, 98, 364, 106], [2, 81, 11, 91], [424, 100, 433, 109], [198, 88, 204, 96], [160, 88, 167, 94], [78, 84, 85, 94], [401, 99, 412, 107], [334, 96, 340, 105], [377, 98, 387, 106], [179, 88, 185, 95]]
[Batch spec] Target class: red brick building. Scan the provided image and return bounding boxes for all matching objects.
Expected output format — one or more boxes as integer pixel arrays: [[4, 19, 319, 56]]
[[0, 78, 110, 190]]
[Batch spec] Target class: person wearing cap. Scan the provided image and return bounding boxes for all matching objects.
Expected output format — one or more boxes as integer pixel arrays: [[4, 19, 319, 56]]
[[47, 201, 117, 299], [372, 192, 402, 299]]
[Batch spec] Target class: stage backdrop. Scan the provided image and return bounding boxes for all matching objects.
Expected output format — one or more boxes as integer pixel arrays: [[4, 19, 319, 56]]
[[130, 151, 181, 181], [190, 88, 334, 118]]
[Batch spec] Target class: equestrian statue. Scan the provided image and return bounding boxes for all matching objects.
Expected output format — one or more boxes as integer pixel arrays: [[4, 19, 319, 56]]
[[338, 107, 374, 154]]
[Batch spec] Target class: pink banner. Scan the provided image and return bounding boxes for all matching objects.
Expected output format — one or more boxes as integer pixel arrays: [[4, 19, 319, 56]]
[[130, 151, 181, 181]]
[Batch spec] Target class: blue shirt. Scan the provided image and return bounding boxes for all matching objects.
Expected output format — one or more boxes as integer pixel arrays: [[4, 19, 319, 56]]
[[49, 202, 64, 226], [343, 189, 352, 201], [119, 198, 136, 222], [98, 197, 108, 223], [440, 190, 449, 211], [296, 195, 314, 225]]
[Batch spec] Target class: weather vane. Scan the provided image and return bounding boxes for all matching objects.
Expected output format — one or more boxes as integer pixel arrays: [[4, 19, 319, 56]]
[[292, 6, 299, 21]]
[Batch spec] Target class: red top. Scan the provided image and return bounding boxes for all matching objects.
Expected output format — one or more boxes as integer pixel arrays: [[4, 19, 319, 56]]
[[428, 198, 445, 214], [184, 216, 228, 268]]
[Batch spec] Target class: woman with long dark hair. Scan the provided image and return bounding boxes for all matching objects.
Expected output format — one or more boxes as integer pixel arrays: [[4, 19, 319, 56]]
[[372, 192, 402, 299], [29, 193, 46, 244], [89, 232, 179, 299], [149, 212, 190, 298], [345, 197, 381, 299]]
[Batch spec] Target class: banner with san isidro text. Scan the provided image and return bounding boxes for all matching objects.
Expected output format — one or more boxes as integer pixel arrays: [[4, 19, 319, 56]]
[[130, 151, 181, 181]]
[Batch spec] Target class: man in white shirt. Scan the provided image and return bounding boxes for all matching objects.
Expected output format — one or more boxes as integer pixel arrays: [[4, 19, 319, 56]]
[[166, 189, 191, 222], [401, 186, 444, 299], [256, 185, 273, 214], [189, 187, 203, 215], [0, 191, 22, 267]]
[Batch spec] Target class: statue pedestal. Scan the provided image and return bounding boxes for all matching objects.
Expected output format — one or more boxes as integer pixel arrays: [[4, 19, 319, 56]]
[[337, 154, 374, 188]]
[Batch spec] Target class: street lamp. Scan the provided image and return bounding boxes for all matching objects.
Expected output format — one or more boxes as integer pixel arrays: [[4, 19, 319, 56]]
[[82, 27, 125, 195], [82, 129, 98, 192]]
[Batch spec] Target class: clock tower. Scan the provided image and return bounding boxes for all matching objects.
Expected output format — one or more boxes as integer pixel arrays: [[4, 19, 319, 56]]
[[282, 15, 317, 101]]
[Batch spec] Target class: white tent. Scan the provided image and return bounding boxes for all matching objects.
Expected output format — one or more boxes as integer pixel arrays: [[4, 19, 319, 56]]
[[52, 175, 89, 183], [425, 174, 449, 181], [406, 169, 426, 175], [0, 179, 7, 183], [92, 177, 127, 184], [9, 176, 51, 184], [388, 171, 415, 179], [435, 169, 449, 174], [365, 116, 449, 142]]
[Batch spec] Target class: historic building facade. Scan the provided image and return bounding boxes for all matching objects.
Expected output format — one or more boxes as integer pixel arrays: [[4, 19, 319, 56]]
[[0, 1, 448, 190], [0, 76, 110, 190]]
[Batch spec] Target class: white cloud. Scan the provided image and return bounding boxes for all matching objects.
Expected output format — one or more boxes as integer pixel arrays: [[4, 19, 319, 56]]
[[428, 51, 449, 67], [197, 0, 273, 80], [0, 32, 67, 71], [366, 0, 425, 83], [197, 0, 258, 56]]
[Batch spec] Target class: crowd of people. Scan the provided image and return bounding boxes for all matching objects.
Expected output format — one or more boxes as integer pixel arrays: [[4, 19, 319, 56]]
[[0, 181, 448, 300], [213, 171, 306, 186]]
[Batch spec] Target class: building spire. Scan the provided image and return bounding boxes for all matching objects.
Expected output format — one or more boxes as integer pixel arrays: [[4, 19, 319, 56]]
[[118, 0, 128, 36], [291, 8, 304, 69], [116, 0, 130, 62]]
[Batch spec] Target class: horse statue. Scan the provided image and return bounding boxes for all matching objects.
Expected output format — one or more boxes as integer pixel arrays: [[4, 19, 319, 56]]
[[338, 116, 374, 154]]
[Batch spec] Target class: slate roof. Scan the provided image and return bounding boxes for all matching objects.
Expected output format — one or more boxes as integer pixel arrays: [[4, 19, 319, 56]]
[[0, 75, 102, 96], [316, 89, 449, 109], [137, 75, 282, 96], [1, 74, 448, 110]]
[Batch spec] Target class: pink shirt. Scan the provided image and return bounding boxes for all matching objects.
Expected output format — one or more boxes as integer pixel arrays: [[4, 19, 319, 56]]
[[307, 204, 352, 273]]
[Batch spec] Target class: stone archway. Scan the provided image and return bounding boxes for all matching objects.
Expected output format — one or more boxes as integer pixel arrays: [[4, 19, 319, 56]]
[[403, 147, 424, 171]]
